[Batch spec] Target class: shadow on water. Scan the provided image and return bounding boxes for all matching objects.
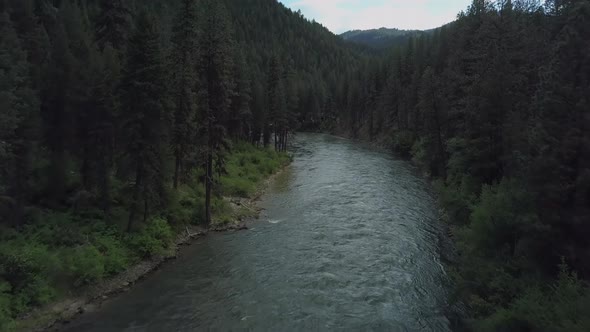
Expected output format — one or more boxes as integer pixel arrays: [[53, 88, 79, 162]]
[[62, 133, 451, 332]]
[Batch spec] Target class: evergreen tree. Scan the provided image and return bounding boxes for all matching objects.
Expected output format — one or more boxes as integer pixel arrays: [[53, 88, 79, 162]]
[[95, 0, 131, 51], [1, 0, 589, 328], [530, 0, 590, 274], [121, 10, 169, 231], [60, 1, 96, 191], [0, 11, 38, 226], [170, 0, 199, 189], [415, 67, 447, 177], [283, 61, 299, 150], [42, 19, 72, 205], [229, 47, 252, 140], [197, 0, 235, 226], [7, 0, 50, 90], [267, 55, 285, 151], [250, 81, 266, 145]]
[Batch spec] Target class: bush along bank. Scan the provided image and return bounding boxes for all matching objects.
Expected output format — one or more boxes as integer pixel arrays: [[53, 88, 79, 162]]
[[0, 143, 291, 331], [388, 132, 590, 332]]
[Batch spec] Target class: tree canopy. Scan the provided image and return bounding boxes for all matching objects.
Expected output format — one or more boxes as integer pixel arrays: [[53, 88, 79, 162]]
[[0, 0, 589, 330]]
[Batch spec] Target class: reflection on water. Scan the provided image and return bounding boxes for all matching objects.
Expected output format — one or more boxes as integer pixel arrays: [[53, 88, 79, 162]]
[[63, 133, 450, 332]]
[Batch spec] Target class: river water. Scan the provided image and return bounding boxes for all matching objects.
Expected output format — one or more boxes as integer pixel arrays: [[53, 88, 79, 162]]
[[63, 133, 451, 332]]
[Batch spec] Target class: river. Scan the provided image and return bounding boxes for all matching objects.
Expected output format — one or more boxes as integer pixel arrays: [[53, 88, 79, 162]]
[[62, 133, 451, 331]]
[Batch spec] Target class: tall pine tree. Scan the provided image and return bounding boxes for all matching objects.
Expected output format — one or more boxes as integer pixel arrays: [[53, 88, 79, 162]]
[[95, 0, 131, 51], [170, 0, 199, 189], [121, 10, 169, 231], [0, 11, 38, 226], [197, 0, 235, 226]]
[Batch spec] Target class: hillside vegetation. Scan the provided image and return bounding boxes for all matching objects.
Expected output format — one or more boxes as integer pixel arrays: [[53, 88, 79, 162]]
[[1, 0, 589, 330], [334, 1, 590, 330], [341, 27, 425, 49]]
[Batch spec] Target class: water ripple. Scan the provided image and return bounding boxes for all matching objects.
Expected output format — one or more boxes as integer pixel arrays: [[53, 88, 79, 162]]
[[63, 133, 450, 332]]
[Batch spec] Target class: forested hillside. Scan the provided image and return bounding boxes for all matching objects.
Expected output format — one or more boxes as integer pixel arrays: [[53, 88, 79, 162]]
[[0, 0, 362, 328], [333, 0, 590, 330], [1, 0, 589, 330], [341, 27, 425, 50]]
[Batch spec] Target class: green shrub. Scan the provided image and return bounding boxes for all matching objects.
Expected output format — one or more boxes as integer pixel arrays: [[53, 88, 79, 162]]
[[470, 178, 539, 256], [10, 277, 55, 315], [434, 176, 478, 226], [26, 211, 110, 247], [0, 141, 290, 324], [221, 177, 255, 197], [62, 245, 105, 287], [0, 279, 13, 329], [129, 218, 173, 258], [477, 264, 590, 332], [391, 130, 416, 156], [165, 185, 205, 226], [411, 137, 429, 170], [220, 143, 289, 197], [93, 236, 129, 277], [0, 245, 58, 316], [0, 226, 18, 242], [211, 198, 234, 225]]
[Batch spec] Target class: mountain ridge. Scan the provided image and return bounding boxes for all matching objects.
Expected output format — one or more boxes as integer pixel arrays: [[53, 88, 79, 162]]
[[340, 27, 435, 49]]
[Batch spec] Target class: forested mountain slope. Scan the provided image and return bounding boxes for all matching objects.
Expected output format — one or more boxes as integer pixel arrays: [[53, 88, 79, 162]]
[[0, 0, 362, 328], [331, 1, 590, 330], [340, 27, 425, 49], [220, 0, 366, 131], [1, 0, 589, 331]]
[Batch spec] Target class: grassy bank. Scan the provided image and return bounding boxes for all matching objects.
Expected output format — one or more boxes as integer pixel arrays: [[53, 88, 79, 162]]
[[0, 143, 290, 331], [388, 132, 590, 332]]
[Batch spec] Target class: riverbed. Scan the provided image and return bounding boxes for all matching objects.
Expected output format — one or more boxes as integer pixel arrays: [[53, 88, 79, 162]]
[[62, 133, 450, 331]]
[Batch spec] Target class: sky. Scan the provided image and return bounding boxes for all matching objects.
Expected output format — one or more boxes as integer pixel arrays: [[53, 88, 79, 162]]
[[279, 0, 473, 33]]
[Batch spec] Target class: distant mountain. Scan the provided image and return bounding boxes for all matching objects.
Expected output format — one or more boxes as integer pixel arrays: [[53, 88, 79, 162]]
[[340, 28, 426, 49]]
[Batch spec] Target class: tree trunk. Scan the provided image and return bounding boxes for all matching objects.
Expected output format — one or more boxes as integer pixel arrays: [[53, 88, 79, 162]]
[[127, 160, 143, 232], [143, 196, 149, 224], [205, 113, 213, 226], [369, 108, 374, 141], [432, 96, 447, 179], [283, 129, 288, 152], [98, 157, 111, 216], [81, 146, 91, 190], [274, 123, 278, 151], [10, 142, 30, 229], [205, 149, 213, 226], [263, 125, 271, 147], [173, 150, 181, 189]]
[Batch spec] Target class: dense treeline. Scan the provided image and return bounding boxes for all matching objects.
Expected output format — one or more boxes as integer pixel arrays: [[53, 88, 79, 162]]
[[2, 0, 589, 329], [335, 0, 590, 330], [0, 0, 359, 327]]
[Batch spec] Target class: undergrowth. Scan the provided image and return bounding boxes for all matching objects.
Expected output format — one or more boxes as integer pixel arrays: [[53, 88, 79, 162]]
[[0, 143, 289, 330]]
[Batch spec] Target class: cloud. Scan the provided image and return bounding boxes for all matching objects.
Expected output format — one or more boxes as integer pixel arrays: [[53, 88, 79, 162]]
[[281, 0, 472, 33]]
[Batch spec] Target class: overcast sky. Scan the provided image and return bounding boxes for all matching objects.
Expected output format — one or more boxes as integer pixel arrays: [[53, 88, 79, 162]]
[[279, 0, 473, 33]]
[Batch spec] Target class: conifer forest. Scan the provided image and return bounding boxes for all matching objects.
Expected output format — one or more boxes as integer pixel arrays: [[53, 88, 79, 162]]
[[0, 0, 589, 331]]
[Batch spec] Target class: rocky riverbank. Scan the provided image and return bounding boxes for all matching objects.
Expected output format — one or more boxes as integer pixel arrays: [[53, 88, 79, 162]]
[[15, 163, 291, 332]]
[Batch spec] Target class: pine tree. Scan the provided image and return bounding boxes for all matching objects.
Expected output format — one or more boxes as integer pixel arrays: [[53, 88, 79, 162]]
[[95, 0, 131, 51], [0, 11, 38, 226], [42, 19, 72, 205], [283, 61, 299, 151], [229, 47, 252, 140], [7, 0, 50, 90], [121, 10, 169, 231], [250, 81, 266, 145], [170, 0, 199, 189], [530, 0, 590, 273], [83, 44, 121, 215], [197, 0, 235, 226], [60, 1, 97, 191], [416, 67, 447, 177], [267, 55, 285, 151]]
